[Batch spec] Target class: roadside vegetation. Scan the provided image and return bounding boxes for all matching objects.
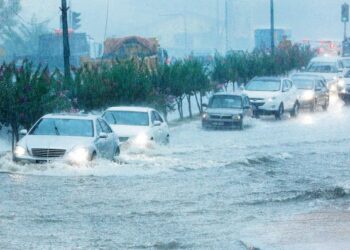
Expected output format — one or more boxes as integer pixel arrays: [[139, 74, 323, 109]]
[[0, 44, 314, 147]]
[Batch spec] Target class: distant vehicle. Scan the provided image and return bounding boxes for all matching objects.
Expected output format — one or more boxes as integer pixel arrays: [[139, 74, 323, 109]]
[[341, 57, 350, 69], [201, 93, 252, 130], [13, 114, 120, 164], [291, 76, 329, 111], [305, 56, 345, 92], [103, 107, 170, 147], [243, 77, 300, 120], [338, 70, 350, 104]]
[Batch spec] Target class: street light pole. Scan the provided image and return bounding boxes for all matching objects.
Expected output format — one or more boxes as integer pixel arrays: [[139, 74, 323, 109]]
[[60, 0, 71, 81], [270, 0, 275, 55]]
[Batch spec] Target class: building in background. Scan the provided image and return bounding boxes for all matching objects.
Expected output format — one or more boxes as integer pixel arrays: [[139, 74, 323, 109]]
[[254, 28, 292, 51], [38, 31, 102, 69]]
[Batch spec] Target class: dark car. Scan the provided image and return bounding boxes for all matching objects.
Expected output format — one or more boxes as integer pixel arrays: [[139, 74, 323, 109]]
[[201, 93, 252, 130]]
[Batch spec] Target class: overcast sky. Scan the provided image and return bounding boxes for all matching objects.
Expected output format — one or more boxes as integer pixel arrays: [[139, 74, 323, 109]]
[[20, 0, 349, 49]]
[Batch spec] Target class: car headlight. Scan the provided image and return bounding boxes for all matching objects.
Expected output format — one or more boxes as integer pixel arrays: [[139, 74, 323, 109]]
[[134, 133, 149, 146], [233, 115, 241, 121], [301, 91, 314, 101], [330, 84, 337, 91], [267, 97, 277, 102], [14, 146, 26, 157], [338, 79, 345, 87], [68, 147, 90, 163], [202, 112, 208, 120]]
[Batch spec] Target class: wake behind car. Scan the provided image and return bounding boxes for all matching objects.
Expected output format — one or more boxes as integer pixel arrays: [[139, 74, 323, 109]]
[[201, 93, 252, 130], [291, 75, 329, 111], [103, 107, 170, 147], [243, 77, 300, 120], [13, 114, 120, 164]]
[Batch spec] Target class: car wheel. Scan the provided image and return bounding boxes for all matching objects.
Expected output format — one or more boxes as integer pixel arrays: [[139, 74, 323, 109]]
[[115, 146, 120, 157], [164, 135, 170, 144], [290, 101, 300, 118], [90, 151, 97, 161], [322, 99, 329, 111], [275, 103, 284, 120], [310, 99, 317, 112]]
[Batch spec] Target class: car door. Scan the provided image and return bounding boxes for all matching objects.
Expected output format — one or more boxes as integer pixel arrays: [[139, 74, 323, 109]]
[[94, 120, 108, 158], [317, 80, 328, 105], [243, 96, 253, 118], [154, 111, 169, 141], [150, 111, 160, 142], [98, 119, 116, 158], [282, 80, 292, 109]]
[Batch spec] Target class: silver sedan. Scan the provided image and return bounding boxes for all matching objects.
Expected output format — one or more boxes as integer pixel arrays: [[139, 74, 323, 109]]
[[13, 114, 120, 164]]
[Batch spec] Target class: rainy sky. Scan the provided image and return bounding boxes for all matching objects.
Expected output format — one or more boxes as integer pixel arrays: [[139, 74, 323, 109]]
[[20, 0, 349, 51]]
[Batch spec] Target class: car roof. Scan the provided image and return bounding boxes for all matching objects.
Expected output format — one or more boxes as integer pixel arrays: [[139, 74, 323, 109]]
[[42, 113, 99, 120], [105, 106, 152, 112], [310, 56, 340, 63], [291, 73, 326, 80], [251, 76, 285, 81]]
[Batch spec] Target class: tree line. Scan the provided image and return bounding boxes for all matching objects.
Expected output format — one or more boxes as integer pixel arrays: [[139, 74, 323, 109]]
[[0, 44, 314, 147]]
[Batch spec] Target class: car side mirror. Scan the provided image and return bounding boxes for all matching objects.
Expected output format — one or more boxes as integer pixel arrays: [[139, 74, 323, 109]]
[[19, 129, 28, 135], [301, 66, 306, 72], [153, 121, 161, 127], [99, 132, 108, 139], [239, 86, 245, 91]]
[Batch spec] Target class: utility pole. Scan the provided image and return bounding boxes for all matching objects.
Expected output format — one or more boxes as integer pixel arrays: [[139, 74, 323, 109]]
[[270, 0, 275, 55], [225, 0, 229, 52], [60, 0, 71, 81]]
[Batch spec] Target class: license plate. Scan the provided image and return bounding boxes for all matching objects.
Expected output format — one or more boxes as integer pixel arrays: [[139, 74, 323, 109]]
[[212, 122, 224, 126]]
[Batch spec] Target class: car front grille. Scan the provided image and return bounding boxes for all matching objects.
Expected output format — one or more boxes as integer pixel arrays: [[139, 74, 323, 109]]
[[252, 102, 265, 107], [31, 148, 66, 158], [209, 114, 233, 120], [250, 98, 265, 102]]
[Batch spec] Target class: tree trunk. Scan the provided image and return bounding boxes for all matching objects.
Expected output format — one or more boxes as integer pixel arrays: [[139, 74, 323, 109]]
[[194, 92, 201, 113], [187, 95, 192, 118], [176, 98, 183, 120]]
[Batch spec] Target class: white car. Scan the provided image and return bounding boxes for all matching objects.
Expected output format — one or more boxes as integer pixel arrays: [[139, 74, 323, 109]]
[[102, 107, 170, 147], [13, 114, 120, 164], [305, 56, 345, 92], [243, 77, 300, 119]]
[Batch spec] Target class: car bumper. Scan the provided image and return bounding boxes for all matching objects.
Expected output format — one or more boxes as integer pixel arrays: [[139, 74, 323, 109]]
[[202, 119, 241, 129], [251, 101, 279, 116], [13, 155, 66, 164]]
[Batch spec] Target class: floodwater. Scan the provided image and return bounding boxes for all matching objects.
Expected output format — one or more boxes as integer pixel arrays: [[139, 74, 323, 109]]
[[1, 98, 350, 249]]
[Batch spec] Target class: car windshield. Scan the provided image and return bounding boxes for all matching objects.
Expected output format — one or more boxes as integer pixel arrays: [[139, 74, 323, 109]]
[[292, 78, 315, 90], [209, 95, 242, 109], [306, 62, 338, 73], [103, 111, 149, 126], [245, 80, 281, 91], [30, 118, 94, 137]]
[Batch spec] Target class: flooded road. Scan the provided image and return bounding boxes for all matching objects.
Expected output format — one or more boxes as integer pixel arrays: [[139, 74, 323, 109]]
[[1, 99, 350, 249]]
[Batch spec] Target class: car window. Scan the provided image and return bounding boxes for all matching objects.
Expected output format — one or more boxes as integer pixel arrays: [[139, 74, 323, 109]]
[[244, 97, 250, 107], [316, 81, 323, 89], [283, 81, 290, 91], [155, 112, 164, 123], [98, 119, 112, 133], [103, 112, 116, 124], [151, 111, 162, 123], [96, 120, 103, 135]]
